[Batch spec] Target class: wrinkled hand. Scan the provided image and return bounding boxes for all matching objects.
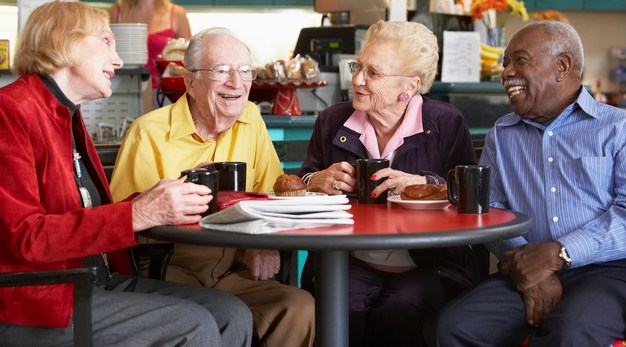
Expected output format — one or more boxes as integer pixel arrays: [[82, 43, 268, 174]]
[[521, 274, 562, 327], [307, 162, 356, 195], [131, 177, 212, 231], [245, 249, 281, 281], [370, 168, 427, 198], [499, 242, 563, 291]]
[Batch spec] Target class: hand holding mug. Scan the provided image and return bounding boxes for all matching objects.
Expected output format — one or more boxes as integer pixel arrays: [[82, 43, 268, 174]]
[[131, 177, 213, 231], [356, 159, 389, 204], [307, 162, 356, 195], [180, 169, 219, 216]]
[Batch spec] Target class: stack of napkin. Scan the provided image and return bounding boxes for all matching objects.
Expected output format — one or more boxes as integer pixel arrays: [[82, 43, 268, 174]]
[[199, 195, 353, 234]]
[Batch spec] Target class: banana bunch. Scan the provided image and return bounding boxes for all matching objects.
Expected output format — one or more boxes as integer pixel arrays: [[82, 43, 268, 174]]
[[480, 43, 504, 81]]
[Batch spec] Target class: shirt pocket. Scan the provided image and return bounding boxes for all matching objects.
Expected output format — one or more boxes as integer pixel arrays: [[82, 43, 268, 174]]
[[572, 156, 612, 198]]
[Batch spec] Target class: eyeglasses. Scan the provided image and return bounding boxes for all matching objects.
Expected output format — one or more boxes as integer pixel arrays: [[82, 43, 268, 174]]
[[347, 61, 413, 80], [190, 65, 257, 81]]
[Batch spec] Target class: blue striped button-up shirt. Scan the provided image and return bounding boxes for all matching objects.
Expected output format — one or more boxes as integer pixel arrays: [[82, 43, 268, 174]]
[[481, 87, 626, 267]]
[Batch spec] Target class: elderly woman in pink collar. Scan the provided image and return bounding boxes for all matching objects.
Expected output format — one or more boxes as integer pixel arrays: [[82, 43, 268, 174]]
[[299, 20, 479, 347]]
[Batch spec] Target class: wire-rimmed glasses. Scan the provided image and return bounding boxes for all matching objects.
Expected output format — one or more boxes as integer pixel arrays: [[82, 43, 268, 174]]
[[347, 61, 413, 80], [190, 65, 257, 81]]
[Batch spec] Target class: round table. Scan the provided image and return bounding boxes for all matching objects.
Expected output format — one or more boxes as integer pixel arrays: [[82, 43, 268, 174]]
[[142, 202, 531, 347]]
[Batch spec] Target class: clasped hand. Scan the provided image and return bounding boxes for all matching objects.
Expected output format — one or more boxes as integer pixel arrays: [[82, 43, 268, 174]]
[[307, 161, 426, 197], [245, 249, 281, 281], [499, 242, 564, 326]]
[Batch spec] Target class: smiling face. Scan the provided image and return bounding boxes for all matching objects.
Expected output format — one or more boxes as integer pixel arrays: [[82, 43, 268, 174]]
[[67, 26, 123, 103], [352, 43, 418, 120], [185, 35, 252, 133], [501, 26, 563, 122]]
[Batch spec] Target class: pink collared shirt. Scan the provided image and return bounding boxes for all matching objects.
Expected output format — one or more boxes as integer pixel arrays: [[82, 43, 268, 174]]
[[344, 94, 424, 161]]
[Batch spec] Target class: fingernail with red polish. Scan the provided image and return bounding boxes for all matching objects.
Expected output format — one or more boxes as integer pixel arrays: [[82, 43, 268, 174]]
[[370, 175, 376, 180], [370, 192, 377, 199]]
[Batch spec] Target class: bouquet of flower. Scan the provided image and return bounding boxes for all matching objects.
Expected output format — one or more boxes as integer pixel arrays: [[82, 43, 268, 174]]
[[471, 0, 529, 29]]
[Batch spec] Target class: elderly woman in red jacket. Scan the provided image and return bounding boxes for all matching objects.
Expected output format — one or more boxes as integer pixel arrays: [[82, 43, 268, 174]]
[[299, 21, 482, 347], [0, 2, 251, 346]]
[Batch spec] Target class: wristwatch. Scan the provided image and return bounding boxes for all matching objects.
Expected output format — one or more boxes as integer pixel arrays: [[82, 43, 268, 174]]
[[558, 246, 572, 269]]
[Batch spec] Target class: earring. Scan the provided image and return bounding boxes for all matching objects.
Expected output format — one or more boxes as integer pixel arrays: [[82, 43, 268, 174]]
[[397, 92, 410, 102]]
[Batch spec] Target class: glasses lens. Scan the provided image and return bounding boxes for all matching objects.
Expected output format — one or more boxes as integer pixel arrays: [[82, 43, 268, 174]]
[[212, 65, 231, 81], [348, 62, 360, 74], [238, 65, 257, 81]]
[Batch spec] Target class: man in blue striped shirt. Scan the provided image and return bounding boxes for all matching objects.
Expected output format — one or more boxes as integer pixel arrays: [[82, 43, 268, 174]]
[[436, 21, 626, 346]]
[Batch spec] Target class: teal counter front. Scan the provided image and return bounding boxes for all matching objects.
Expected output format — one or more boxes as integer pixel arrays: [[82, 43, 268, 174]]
[[263, 115, 317, 174]]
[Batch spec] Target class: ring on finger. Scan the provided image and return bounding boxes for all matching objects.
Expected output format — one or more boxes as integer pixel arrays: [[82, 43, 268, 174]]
[[332, 181, 341, 190]]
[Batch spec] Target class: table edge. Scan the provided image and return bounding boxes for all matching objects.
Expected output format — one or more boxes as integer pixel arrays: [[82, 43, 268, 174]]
[[141, 209, 531, 251]]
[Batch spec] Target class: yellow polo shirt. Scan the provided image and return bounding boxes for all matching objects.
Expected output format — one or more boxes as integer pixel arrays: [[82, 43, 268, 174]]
[[110, 94, 283, 201]]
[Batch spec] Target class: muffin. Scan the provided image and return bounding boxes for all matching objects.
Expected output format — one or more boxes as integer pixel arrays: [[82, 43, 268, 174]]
[[273, 174, 306, 197], [401, 184, 448, 200]]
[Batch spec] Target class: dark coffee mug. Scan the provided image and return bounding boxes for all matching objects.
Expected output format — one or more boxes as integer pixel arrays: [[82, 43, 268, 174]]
[[447, 165, 490, 214], [180, 169, 219, 216], [356, 158, 389, 204], [204, 162, 247, 192]]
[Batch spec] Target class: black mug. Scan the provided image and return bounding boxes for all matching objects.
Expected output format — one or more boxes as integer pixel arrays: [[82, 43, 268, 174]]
[[356, 158, 389, 204], [180, 169, 219, 216], [447, 165, 490, 214], [205, 162, 247, 191]]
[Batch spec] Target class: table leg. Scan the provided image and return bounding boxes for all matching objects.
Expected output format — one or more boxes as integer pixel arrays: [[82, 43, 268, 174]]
[[314, 250, 349, 347]]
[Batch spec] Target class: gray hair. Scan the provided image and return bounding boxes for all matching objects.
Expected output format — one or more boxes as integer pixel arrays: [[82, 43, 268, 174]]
[[360, 20, 439, 94], [183, 27, 252, 70], [525, 20, 584, 79]]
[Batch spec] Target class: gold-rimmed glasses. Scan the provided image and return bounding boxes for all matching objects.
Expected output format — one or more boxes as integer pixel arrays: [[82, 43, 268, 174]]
[[347, 61, 413, 80], [190, 65, 257, 81]]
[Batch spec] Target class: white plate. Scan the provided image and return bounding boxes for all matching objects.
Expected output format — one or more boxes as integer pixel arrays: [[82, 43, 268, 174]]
[[387, 195, 450, 210], [267, 192, 328, 200]]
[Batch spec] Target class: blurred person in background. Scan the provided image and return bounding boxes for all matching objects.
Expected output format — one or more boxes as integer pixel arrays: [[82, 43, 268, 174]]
[[298, 20, 481, 347], [109, 0, 191, 94], [0, 2, 251, 346]]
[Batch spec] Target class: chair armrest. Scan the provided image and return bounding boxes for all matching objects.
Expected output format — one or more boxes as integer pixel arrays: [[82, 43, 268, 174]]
[[0, 267, 97, 347], [0, 267, 97, 287], [128, 243, 175, 280]]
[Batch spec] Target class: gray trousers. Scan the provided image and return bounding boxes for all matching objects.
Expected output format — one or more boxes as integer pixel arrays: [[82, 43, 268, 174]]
[[0, 274, 253, 347]]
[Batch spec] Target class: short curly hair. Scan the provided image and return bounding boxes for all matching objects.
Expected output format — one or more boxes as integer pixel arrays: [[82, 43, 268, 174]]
[[360, 20, 439, 94], [12, 1, 109, 76]]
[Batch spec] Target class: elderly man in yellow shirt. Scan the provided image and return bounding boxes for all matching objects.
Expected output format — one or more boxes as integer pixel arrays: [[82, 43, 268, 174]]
[[110, 27, 314, 347]]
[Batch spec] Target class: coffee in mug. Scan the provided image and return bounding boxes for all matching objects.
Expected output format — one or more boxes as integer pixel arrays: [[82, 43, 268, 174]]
[[180, 169, 219, 216], [356, 158, 389, 204], [447, 165, 490, 214]]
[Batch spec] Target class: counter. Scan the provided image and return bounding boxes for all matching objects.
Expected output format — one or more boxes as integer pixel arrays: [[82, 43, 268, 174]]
[[426, 81, 510, 136]]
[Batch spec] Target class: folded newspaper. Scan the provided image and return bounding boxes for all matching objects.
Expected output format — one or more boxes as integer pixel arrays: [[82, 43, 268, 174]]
[[199, 194, 353, 234]]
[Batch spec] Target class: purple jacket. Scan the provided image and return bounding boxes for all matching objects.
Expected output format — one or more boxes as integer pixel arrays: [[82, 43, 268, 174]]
[[299, 97, 476, 181], [299, 97, 484, 288]]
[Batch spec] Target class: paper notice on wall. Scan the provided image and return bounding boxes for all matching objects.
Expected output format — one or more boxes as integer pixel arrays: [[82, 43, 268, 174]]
[[441, 31, 481, 83]]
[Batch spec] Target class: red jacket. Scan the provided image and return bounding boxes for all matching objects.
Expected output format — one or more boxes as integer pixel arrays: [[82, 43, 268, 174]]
[[0, 74, 137, 328]]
